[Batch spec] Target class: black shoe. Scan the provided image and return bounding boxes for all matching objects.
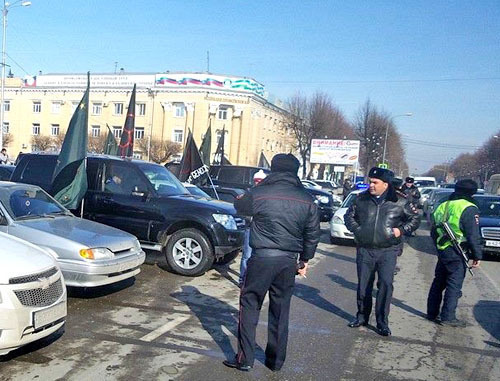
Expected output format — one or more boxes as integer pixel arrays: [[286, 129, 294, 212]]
[[426, 315, 440, 323], [265, 361, 282, 372], [377, 327, 392, 336], [223, 359, 252, 371], [439, 319, 466, 328], [348, 319, 367, 328]]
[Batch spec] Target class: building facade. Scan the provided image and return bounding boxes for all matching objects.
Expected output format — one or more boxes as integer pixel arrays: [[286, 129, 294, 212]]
[[1, 72, 292, 166]]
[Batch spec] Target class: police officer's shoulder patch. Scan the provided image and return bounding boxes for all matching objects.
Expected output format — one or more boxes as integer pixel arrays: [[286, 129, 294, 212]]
[[474, 214, 479, 225]]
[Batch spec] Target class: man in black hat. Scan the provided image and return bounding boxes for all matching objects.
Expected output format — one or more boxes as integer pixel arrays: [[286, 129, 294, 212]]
[[345, 167, 420, 336], [402, 176, 421, 205], [426, 179, 482, 327], [223, 153, 320, 372]]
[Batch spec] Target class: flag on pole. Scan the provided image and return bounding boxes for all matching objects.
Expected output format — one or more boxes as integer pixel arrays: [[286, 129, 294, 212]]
[[118, 84, 136, 157], [213, 126, 231, 165], [199, 120, 212, 165], [178, 130, 209, 184], [104, 124, 119, 155], [258, 151, 270, 169], [51, 72, 89, 209]]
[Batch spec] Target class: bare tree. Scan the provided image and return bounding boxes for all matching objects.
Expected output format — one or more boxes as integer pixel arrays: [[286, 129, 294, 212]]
[[52, 133, 66, 151], [2, 133, 12, 148], [137, 138, 181, 164], [30, 135, 54, 152], [88, 134, 107, 154]]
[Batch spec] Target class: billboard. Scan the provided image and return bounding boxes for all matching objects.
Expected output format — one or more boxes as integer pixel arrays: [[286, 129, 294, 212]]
[[310, 139, 360, 165]]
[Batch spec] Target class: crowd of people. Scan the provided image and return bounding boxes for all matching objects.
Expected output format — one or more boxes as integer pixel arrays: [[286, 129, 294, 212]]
[[224, 153, 482, 373]]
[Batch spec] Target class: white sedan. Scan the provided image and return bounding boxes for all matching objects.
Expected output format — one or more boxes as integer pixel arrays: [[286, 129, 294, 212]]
[[329, 190, 363, 245]]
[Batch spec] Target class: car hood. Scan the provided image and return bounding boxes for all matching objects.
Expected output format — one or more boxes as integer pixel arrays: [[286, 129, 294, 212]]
[[0, 231, 57, 284], [166, 194, 237, 214], [479, 216, 500, 228], [10, 216, 137, 252]]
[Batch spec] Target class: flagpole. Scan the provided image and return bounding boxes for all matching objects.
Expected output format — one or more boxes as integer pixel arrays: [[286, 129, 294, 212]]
[[80, 157, 87, 218], [221, 125, 225, 166], [206, 171, 219, 200]]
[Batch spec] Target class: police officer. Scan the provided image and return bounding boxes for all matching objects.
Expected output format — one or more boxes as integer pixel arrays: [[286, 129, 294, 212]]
[[345, 167, 420, 336], [402, 176, 421, 204], [426, 179, 482, 327], [224, 153, 320, 372]]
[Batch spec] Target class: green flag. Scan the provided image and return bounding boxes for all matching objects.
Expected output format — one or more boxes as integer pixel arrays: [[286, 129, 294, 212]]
[[51, 73, 89, 210], [104, 124, 119, 155], [199, 121, 212, 165]]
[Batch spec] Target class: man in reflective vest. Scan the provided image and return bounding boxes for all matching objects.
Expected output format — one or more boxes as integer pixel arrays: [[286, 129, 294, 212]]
[[427, 179, 482, 327]]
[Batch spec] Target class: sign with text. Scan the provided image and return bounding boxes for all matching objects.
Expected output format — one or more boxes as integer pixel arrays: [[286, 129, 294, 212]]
[[310, 139, 360, 165]]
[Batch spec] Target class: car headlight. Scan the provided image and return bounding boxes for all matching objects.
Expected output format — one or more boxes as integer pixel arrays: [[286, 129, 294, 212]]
[[315, 195, 330, 204], [213, 214, 237, 230], [132, 239, 142, 252], [79, 247, 114, 260], [332, 216, 344, 224]]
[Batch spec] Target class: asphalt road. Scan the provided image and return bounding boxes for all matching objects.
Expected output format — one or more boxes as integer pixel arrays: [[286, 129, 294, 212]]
[[1, 221, 499, 381]]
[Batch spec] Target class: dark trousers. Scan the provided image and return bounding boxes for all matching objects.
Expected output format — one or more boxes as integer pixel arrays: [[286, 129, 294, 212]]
[[356, 246, 399, 329], [427, 250, 466, 321], [237, 254, 296, 369]]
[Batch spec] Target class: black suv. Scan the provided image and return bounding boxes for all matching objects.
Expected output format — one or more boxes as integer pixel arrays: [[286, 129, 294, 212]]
[[11, 153, 245, 276]]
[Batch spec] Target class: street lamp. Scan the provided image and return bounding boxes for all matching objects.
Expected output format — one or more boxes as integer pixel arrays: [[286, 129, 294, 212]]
[[0, 0, 31, 150], [382, 112, 412, 165]]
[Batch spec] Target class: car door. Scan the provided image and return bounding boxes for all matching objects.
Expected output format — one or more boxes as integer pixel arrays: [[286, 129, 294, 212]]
[[85, 160, 159, 241]]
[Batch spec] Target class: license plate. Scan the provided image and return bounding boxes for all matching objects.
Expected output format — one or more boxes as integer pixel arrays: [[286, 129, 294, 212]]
[[485, 240, 500, 248], [33, 302, 67, 329]]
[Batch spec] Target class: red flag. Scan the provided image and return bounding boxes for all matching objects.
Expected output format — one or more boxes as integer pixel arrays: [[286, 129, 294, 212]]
[[118, 84, 136, 157]]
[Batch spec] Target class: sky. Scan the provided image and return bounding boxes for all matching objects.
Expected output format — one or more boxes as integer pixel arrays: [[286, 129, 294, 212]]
[[5, 0, 500, 173]]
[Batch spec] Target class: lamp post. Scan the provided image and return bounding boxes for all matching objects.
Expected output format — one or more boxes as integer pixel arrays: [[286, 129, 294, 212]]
[[0, 0, 31, 150], [382, 112, 412, 165]]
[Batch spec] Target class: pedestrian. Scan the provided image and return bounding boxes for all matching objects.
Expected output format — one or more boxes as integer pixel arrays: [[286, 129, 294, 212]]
[[402, 177, 421, 204], [343, 178, 352, 199], [426, 179, 482, 327], [224, 153, 320, 372], [238, 169, 267, 286], [0, 148, 8, 164], [345, 167, 420, 336]]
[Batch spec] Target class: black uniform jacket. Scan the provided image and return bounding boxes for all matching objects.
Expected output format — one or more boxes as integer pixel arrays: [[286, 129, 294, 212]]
[[402, 185, 421, 203], [345, 186, 420, 249], [234, 172, 320, 262]]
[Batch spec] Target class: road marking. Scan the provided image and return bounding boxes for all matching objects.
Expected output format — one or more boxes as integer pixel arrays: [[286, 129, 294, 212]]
[[140, 316, 191, 342]]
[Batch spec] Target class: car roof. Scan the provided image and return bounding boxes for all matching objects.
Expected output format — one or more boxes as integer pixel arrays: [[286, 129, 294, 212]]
[[19, 152, 162, 166]]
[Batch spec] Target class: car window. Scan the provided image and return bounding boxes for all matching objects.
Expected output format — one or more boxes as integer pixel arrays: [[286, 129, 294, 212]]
[[136, 162, 188, 196], [475, 197, 500, 217], [0, 187, 64, 219], [104, 163, 151, 196], [218, 167, 246, 184], [20, 156, 57, 188]]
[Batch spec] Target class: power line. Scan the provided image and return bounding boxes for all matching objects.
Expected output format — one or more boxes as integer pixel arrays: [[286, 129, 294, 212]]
[[402, 138, 480, 150], [268, 76, 500, 85]]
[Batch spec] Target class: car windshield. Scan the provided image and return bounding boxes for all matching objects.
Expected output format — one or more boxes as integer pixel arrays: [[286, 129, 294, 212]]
[[475, 197, 500, 217], [186, 186, 210, 198], [416, 180, 436, 187], [136, 162, 188, 196], [0, 187, 66, 219], [341, 193, 358, 208]]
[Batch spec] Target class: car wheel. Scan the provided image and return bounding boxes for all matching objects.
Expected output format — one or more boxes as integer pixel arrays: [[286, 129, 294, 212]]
[[217, 250, 240, 265], [164, 228, 214, 276]]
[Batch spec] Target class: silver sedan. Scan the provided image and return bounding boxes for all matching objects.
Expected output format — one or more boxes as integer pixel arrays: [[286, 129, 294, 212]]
[[0, 182, 145, 287]]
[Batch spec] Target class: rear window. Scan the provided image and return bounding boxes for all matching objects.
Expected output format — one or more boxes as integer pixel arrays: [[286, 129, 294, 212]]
[[20, 156, 57, 188], [218, 167, 246, 184]]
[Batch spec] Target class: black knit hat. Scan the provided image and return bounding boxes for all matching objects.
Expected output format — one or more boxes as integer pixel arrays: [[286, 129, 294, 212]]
[[455, 179, 478, 196], [368, 167, 394, 184], [271, 153, 300, 174], [392, 177, 404, 189], [405, 176, 414, 183]]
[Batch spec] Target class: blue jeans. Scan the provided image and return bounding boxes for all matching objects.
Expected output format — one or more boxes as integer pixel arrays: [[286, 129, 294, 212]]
[[239, 228, 252, 285]]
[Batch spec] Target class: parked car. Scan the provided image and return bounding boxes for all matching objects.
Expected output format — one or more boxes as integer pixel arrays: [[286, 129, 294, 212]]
[[423, 189, 454, 218], [301, 180, 322, 190], [314, 180, 339, 190], [0, 164, 14, 181], [474, 195, 500, 256], [0, 182, 146, 287], [414, 176, 437, 188], [329, 190, 362, 244], [303, 187, 338, 222], [419, 187, 440, 208], [200, 185, 245, 204], [0, 232, 67, 356], [11, 154, 245, 277]]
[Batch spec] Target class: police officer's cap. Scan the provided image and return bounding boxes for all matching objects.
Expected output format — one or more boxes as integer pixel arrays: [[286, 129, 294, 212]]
[[368, 167, 394, 184], [455, 179, 478, 196], [405, 176, 414, 183], [271, 153, 300, 174]]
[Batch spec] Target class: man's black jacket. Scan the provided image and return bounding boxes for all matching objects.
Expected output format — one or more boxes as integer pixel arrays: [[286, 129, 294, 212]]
[[402, 185, 421, 203], [234, 172, 320, 262], [345, 186, 420, 249]]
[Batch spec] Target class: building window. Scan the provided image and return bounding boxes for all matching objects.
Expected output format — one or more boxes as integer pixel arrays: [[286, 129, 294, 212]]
[[218, 106, 228, 120], [137, 103, 146, 116], [51, 101, 62, 114], [92, 102, 103, 115], [134, 127, 145, 140], [33, 101, 41, 113], [173, 129, 183, 143], [113, 126, 122, 138], [174, 103, 185, 117], [91, 125, 100, 137], [72, 101, 79, 112], [32, 123, 40, 135], [133, 152, 143, 159], [51, 124, 60, 136], [114, 102, 124, 115], [3, 100, 10, 112], [2, 122, 9, 134]]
